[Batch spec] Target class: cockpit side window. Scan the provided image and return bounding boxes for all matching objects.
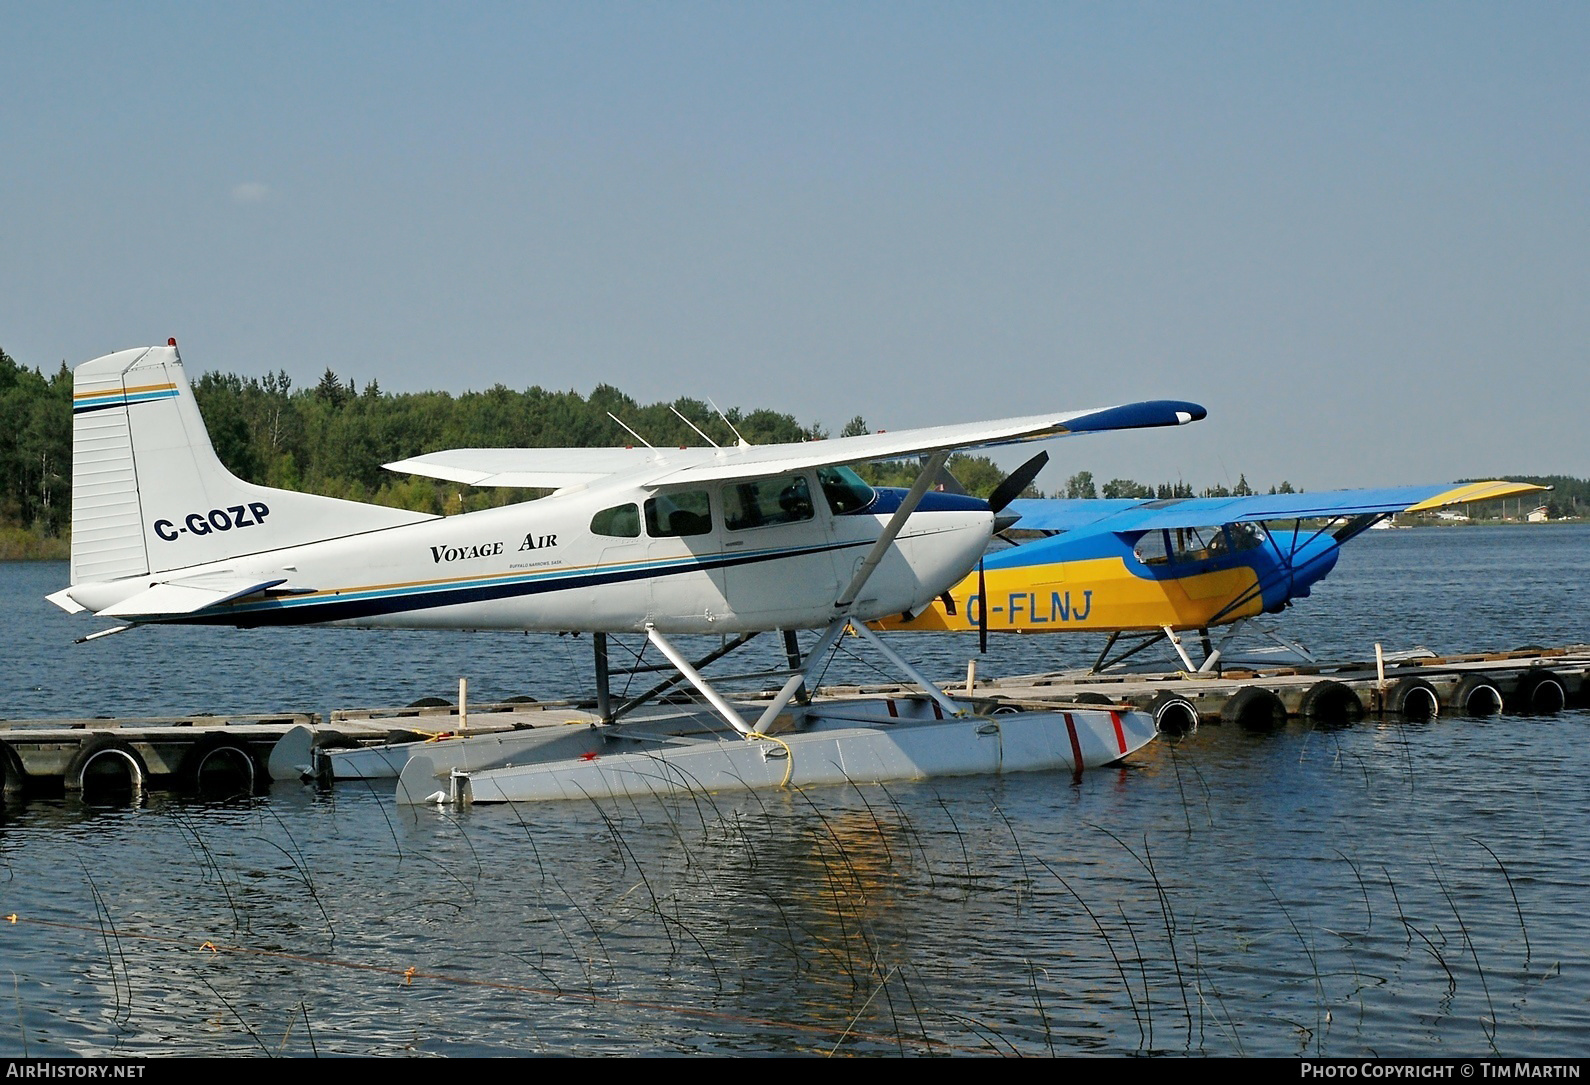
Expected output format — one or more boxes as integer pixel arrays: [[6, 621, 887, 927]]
[[817, 465, 875, 515], [1133, 526, 1238, 566], [723, 474, 816, 531], [1223, 522, 1268, 552], [645, 490, 713, 538], [590, 503, 640, 538]]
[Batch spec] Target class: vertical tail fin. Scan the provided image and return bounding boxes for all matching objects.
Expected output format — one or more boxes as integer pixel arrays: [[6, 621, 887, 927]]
[[69, 347, 165, 583], [68, 344, 432, 585]]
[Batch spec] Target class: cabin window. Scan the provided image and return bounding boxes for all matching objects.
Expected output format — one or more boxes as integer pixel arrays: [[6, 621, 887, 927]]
[[723, 474, 816, 531], [590, 503, 640, 538], [645, 490, 713, 538], [1134, 531, 1171, 565], [1134, 527, 1225, 566], [1220, 522, 1268, 553], [817, 466, 875, 514]]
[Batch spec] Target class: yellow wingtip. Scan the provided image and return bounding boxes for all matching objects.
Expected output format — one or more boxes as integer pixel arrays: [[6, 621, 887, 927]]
[[1404, 480, 1549, 513]]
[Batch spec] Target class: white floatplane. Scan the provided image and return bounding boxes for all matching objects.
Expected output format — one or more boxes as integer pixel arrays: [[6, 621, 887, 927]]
[[49, 341, 1205, 803]]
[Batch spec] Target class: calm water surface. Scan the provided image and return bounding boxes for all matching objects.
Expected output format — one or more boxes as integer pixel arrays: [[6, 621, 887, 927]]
[[0, 525, 1586, 1056]]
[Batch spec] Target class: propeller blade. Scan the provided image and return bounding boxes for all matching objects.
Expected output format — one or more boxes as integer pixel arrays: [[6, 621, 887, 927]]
[[986, 450, 1049, 514], [978, 557, 988, 655]]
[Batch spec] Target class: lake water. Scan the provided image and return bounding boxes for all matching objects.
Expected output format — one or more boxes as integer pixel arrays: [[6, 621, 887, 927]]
[[0, 525, 1586, 1056]]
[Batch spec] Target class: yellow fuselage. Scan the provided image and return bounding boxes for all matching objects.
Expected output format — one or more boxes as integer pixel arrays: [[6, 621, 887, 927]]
[[876, 556, 1266, 634]]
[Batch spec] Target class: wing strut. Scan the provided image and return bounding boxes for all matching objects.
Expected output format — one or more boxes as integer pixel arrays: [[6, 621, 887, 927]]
[[848, 622, 964, 718], [835, 451, 949, 611], [645, 619, 848, 737]]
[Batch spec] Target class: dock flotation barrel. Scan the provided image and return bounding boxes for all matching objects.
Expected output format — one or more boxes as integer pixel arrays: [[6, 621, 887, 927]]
[[64, 738, 147, 798], [1512, 670, 1567, 714], [1298, 680, 1365, 726], [1385, 677, 1440, 720], [1147, 692, 1199, 735], [1449, 674, 1503, 716], [0, 742, 26, 799], [1221, 687, 1286, 731], [179, 735, 264, 798]]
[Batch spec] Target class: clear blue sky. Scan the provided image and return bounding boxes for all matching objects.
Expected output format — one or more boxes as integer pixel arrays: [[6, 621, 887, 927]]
[[4, 2, 1586, 491]]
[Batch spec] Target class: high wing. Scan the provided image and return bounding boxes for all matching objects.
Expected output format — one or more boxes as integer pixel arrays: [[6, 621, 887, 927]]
[[380, 447, 663, 490], [384, 400, 1207, 492], [1005, 480, 1548, 536], [874, 478, 1549, 662]]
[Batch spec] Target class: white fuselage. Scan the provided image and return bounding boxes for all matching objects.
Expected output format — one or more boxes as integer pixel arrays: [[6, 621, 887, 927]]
[[75, 475, 992, 634]]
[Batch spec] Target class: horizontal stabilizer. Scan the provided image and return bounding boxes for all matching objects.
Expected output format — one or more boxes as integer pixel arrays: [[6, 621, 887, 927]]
[[45, 587, 87, 614], [99, 577, 290, 618]]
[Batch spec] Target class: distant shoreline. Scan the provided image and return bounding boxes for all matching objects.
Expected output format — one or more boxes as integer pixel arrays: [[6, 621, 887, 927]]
[[0, 529, 68, 562]]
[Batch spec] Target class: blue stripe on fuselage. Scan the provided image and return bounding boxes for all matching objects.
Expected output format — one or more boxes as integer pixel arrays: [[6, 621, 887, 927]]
[[175, 535, 884, 627], [863, 488, 988, 517]]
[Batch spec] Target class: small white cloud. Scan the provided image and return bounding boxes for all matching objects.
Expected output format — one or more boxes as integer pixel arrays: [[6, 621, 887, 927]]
[[231, 182, 272, 204]]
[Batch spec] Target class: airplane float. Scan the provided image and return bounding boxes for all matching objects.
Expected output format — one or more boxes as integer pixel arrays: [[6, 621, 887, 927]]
[[48, 342, 1205, 802], [879, 481, 1547, 674]]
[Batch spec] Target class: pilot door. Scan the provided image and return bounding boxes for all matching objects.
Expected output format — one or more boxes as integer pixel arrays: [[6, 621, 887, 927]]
[[718, 472, 841, 626], [641, 488, 731, 629]]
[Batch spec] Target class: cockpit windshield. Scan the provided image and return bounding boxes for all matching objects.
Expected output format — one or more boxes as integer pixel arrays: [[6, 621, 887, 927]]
[[817, 466, 876, 514], [1134, 523, 1269, 566]]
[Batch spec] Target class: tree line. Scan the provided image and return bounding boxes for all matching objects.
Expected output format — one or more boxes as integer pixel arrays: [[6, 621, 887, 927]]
[[0, 351, 71, 554], [2, 346, 1584, 558], [190, 366, 824, 515]]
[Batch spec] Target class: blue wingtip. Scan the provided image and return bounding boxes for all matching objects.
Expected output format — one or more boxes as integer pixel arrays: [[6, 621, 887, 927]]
[[1066, 400, 1207, 433]]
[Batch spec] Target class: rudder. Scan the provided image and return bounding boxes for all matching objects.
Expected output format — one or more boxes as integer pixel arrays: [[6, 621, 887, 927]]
[[69, 343, 431, 584]]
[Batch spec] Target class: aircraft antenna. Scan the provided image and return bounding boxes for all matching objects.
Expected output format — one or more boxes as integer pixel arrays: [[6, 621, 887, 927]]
[[708, 398, 751, 447], [670, 405, 720, 447], [606, 412, 653, 448]]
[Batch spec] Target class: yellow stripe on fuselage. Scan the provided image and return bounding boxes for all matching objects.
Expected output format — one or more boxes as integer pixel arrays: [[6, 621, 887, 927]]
[[874, 557, 1265, 634]]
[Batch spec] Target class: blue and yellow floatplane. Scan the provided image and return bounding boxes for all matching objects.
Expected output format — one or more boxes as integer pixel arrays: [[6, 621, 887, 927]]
[[878, 480, 1546, 672]]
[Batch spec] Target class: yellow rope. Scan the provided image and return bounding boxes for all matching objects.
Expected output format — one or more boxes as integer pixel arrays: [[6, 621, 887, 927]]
[[746, 731, 796, 789]]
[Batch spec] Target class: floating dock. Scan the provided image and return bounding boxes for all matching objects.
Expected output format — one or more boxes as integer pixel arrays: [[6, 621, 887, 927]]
[[3, 644, 1585, 800], [0, 712, 318, 799], [975, 644, 1590, 732]]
